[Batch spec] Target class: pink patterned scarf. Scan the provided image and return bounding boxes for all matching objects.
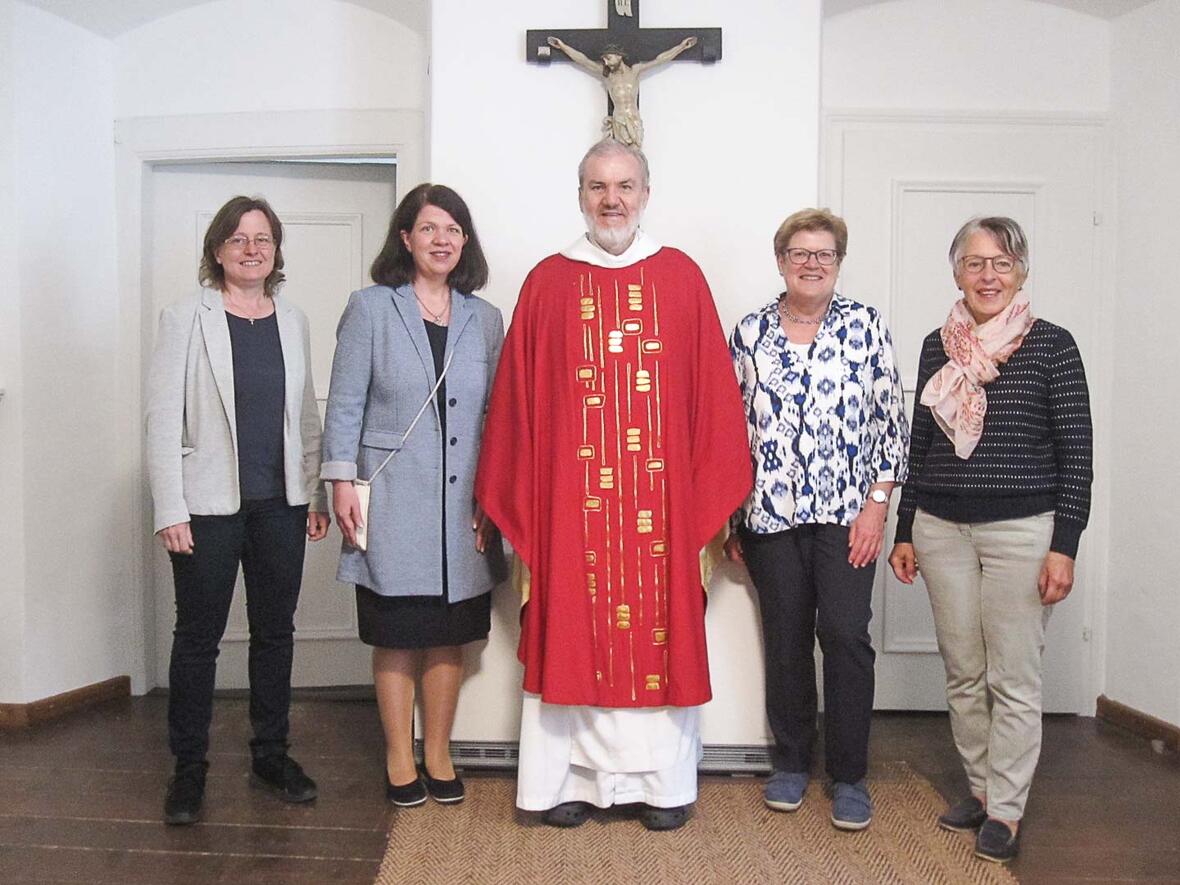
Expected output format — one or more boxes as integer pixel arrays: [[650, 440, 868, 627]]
[[919, 294, 1035, 459]]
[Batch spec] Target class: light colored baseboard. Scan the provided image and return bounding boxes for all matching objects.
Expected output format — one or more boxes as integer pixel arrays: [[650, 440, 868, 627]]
[[0, 675, 131, 730], [1096, 694, 1180, 752], [430, 740, 772, 774]]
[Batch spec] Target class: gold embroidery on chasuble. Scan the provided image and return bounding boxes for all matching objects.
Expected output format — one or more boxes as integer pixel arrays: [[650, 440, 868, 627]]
[[576, 267, 671, 702]]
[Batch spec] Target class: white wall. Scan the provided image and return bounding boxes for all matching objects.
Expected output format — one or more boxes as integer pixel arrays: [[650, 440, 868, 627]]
[[1105, 0, 1180, 726], [430, 0, 821, 743], [9, 2, 124, 700], [0, 0, 29, 704], [115, 0, 426, 118], [823, 0, 1110, 113], [430, 0, 821, 334]]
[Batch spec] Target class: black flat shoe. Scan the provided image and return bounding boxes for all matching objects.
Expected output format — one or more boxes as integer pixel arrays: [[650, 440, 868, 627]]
[[385, 773, 427, 807], [419, 763, 465, 804], [543, 801, 593, 827], [938, 795, 987, 832], [640, 804, 689, 831], [974, 818, 1020, 863]]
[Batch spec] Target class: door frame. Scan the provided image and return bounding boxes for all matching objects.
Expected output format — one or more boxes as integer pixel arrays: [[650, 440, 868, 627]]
[[820, 109, 1114, 715], [114, 109, 425, 693]]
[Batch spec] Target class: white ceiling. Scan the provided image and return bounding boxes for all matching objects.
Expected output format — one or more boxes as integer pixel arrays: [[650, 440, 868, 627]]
[[824, 0, 1157, 18], [20, 0, 428, 38]]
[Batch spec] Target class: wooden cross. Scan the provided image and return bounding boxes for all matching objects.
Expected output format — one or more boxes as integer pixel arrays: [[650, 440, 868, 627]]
[[527, 0, 721, 67], [527, 0, 722, 147]]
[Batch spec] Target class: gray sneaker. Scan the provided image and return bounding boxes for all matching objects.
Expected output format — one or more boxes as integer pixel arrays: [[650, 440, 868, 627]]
[[831, 780, 873, 830], [764, 770, 809, 811]]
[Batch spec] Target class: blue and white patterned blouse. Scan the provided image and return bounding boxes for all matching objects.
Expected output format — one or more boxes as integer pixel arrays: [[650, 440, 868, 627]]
[[730, 294, 909, 533]]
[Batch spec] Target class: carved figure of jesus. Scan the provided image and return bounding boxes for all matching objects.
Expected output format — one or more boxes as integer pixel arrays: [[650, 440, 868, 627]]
[[547, 35, 697, 147]]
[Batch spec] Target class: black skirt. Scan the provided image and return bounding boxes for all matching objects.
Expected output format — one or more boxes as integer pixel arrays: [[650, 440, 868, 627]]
[[355, 585, 491, 649]]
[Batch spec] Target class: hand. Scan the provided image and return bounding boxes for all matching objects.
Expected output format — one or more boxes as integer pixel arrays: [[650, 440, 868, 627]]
[[548, 36, 565, 49], [848, 502, 887, 568], [306, 511, 331, 542], [158, 522, 194, 555], [472, 503, 498, 554], [682, 36, 698, 49], [888, 543, 918, 584], [332, 480, 364, 549], [723, 533, 744, 564], [1037, 551, 1075, 605]]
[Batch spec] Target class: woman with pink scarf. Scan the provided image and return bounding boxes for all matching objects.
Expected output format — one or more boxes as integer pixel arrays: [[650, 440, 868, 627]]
[[888, 217, 1092, 864]]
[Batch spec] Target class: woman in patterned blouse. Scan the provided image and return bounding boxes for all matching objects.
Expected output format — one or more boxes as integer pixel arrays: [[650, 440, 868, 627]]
[[726, 208, 909, 832], [888, 216, 1092, 864]]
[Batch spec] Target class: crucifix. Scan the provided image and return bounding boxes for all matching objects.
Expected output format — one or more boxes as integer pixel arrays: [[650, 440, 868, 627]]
[[527, 0, 722, 148]]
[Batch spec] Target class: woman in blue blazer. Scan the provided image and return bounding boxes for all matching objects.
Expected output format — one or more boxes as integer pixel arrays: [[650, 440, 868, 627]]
[[321, 184, 504, 807], [146, 196, 330, 826]]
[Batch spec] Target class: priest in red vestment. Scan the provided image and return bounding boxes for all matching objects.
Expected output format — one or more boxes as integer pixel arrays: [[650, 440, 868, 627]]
[[475, 140, 752, 831]]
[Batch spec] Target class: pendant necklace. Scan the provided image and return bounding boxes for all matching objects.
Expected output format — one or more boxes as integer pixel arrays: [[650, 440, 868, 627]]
[[415, 289, 450, 325]]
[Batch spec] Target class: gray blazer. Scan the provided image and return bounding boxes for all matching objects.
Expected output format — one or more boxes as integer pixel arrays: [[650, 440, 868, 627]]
[[146, 289, 327, 533], [320, 284, 504, 600]]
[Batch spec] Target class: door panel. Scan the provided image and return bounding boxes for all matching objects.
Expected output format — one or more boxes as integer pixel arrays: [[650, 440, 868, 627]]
[[149, 161, 397, 688], [824, 116, 1102, 712]]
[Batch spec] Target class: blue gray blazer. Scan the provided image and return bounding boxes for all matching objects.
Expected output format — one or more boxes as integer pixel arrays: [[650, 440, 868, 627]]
[[320, 284, 504, 600]]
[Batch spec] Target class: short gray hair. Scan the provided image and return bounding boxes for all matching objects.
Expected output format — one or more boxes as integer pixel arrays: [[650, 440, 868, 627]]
[[577, 139, 650, 190], [949, 216, 1029, 272]]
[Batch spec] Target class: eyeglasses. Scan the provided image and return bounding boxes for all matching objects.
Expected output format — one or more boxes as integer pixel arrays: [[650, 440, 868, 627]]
[[223, 234, 275, 251], [783, 248, 840, 266], [958, 255, 1020, 275]]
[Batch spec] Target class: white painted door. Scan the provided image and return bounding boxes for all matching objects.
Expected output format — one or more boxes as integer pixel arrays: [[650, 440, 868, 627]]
[[823, 115, 1103, 712], [148, 160, 397, 689]]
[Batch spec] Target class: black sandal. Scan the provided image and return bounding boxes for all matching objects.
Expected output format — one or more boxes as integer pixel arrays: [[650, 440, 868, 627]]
[[640, 804, 689, 831], [543, 801, 593, 827]]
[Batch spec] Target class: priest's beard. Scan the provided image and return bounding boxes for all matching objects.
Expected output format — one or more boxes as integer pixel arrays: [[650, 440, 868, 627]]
[[584, 211, 641, 256]]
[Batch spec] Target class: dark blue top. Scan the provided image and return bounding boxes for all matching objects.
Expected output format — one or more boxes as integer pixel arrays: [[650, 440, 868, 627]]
[[894, 319, 1093, 557], [227, 311, 286, 501]]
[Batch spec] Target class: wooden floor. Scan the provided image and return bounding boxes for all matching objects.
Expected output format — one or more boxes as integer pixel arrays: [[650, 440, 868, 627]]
[[1, 695, 1177, 884]]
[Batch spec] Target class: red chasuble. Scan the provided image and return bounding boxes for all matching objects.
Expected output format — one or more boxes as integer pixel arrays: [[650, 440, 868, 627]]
[[476, 248, 752, 708]]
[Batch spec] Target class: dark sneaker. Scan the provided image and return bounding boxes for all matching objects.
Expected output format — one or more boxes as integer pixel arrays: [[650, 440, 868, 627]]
[[640, 804, 690, 831], [543, 801, 593, 827], [938, 795, 987, 832], [764, 770, 809, 812], [385, 774, 427, 807], [250, 754, 317, 803], [974, 818, 1020, 863], [164, 762, 207, 825], [419, 763, 465, 804], [830, 780, 873, 831]]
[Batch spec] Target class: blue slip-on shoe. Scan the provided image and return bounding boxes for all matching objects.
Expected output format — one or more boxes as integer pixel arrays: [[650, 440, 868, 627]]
[[830, 780, 873, 830], [938, 795, 987, 832], [974, 818, 1020, 863], [764, 770, 809, 812]]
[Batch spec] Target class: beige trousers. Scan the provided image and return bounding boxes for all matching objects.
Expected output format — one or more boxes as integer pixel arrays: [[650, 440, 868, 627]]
[[913, 509, 1054, 821]]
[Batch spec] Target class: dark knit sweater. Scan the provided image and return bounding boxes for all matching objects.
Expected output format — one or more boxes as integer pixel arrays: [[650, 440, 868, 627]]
[[894, 319, 1092, 558]]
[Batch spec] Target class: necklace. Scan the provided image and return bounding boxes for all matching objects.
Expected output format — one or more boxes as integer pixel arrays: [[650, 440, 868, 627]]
[[224, 294, 270, 325], [414, 289, 451, 325], [778, 294, 829, 326]]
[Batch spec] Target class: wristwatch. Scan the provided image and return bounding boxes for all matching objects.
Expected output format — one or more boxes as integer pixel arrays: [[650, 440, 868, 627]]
[[868, 489, 888, 505]]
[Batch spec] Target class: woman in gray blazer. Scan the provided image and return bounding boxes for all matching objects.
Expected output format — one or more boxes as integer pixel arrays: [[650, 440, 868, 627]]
[[146, 196, 330, 826], [322, 184, 504, 808]]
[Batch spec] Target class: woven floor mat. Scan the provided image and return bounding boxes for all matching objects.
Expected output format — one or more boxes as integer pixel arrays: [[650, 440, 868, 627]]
[[374, 761, 1017, 885]]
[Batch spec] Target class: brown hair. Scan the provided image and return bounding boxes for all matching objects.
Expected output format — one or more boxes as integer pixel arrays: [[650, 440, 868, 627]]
[[772, 208, 848, 260], [370, 183, 489, 294], [198, 195, 285, 297]]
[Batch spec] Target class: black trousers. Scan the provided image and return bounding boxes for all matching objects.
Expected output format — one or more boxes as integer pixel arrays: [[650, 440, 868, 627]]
[[167, 498, 308, 766], [742, 524, 876, 783]]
